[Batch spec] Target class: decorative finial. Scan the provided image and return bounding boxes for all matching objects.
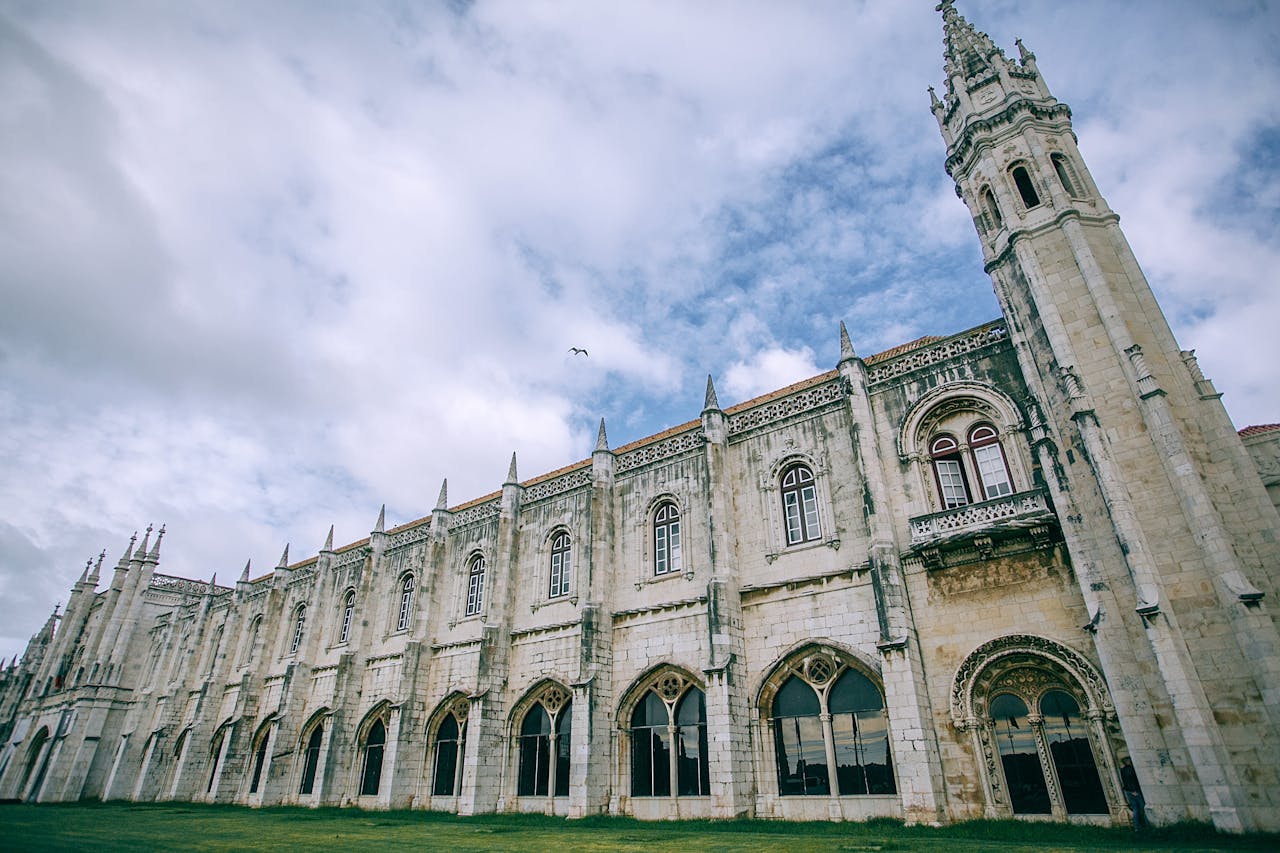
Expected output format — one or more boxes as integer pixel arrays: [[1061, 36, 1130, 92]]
[[323, 525, 334, 552], [119, 532, 137, 567], [928, 85, 941, 108], [839, 321, 857, 362], [373, 504, 386, 533], [595, 418, 609, 452], [435, 479, 448, 511], [703, 374, 720, 412], [277, 544, 290, 568], [147, 524, 165, 559], [134, 525, 152, 559], [505, 452, 519, 485], [240, 560, 251, 583], [1015, 37, 1034, 63], [936, 0, 957, 18]]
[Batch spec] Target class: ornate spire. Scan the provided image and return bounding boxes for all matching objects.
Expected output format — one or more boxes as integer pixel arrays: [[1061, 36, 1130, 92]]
[[322, 524, 334, 552], [373, 504, 386, 533], [118, 531, 137, 568], [595, 418, 609, 452], [939, 0, 1003, 86], [146, 524, 165, 561], [435, 479, 448, 511], [703, 374, 720, 412], [505, 452, 519, 486], [134, 524, 152, 560], [78, 558, 92, 584], [240, 560, 251, 583], [839, 321, 857, 362], [276, 544, 290, 568], [89, 550, 105, 583]]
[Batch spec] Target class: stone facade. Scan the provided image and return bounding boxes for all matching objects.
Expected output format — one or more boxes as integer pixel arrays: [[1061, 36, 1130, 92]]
[[2, 3, 1278, 831]]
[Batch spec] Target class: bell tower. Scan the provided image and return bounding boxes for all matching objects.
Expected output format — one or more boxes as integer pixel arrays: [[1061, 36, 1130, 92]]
[[930, 1, 1280, 832]]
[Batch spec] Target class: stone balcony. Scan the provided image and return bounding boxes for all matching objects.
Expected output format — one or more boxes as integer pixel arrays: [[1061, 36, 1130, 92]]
[[908, 488, 1058, 569]]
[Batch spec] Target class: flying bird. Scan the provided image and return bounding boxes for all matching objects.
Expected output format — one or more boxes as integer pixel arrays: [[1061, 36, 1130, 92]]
[[568, 347, 588, 356]]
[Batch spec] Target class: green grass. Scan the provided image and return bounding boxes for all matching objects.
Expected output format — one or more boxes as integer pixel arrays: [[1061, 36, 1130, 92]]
[[1, 802, 1277, 852]]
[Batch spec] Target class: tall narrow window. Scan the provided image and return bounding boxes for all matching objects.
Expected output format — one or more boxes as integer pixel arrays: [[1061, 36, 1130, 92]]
[[628, 674, 709, 798], [1011, 165, 1041, 208], [981, 185, 1003, 230], [1051, 153, 1079, 198], [431, 707, 466, 796], [248, 725, 271, 794], [930, 435, 971, 508], [780, 463, 822, 545], [674, 687, 710, 796], [969, 424, 1013, 499], [360, 718, 386, 797], [205, 626, 224, 677], [338, 591, 355, 645], [207, 728, 227, 794], [396, 574, 415, 632], [548, 532, 571, 599], [465, 556, 486, 617], [242, 616, 262, 666], [772, 676, 827, 795], [630, 691, 671, 797], [829, 669, 894, 795], [1040, 691, 1107, 814], [990, 693, 1051, 814], [298, 723, 324, 796], [517, 689, 572, 797], [289, 605, 306, 655], [653, 502, 682, 576]]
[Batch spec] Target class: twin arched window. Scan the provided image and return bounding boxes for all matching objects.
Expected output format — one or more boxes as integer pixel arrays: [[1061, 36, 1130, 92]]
[[289, 605, 306, 655], [769, 658, 895, 797], [338, 591, 355, 645], [930, 424, 1014, 509], [653, 502, 682, 576], [517, 689, 572, 797], [431, 702, 468, 796], [396, 574, 415, 632], [990, 688, 1108, 815], [465, 556, 486, 616], [780, 463, 822, 545], [549, 532, 571, 599], [630, 674, 709, 797]]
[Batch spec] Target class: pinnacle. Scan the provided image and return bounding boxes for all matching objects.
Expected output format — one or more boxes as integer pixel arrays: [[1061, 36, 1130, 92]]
[[134, 525, 152, 560], [277, 544, 290, 568], [505, 452, 519, 485], [839, 321, 857, 362], [435, 479, 448, 511], [373, 504, 386, 533], [90, 551, 105, 583], [147, 524, 165, 561], [323, 524, 334, 552], [240, 560, 251, 583], [703, 374, 720, 412], [118, 532, 137, 568], [595, 418, 609, 452]]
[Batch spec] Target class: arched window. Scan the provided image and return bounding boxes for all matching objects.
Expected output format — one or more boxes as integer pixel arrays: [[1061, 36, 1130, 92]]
[[516, 687, 572, 797], [248, 722, 272, 795], [19, 727, 50, 800], [969, 424, 1013, 499], [207, 726, 229, 794], [338, 591, 355, 645], [298, 720, 324, 796], [548, 532, 571, 599], [205, 626, 224, 677], [1011, 164, 1041, 208], [930, 434, 972, 508], [767, 654, 895, 797], [1040, 690, 1108, 814], [780, 463, 822, 545], [289, 605, 306, 655], [431, 700, 468, 796], [360, 718, 387, 797], [990, 693, 1050, 814], [653, 502, 682, 576], [629, 672, 709, 797], [981, 185, 1003, 231], [1051, 153, 1080, 198], [465, 556, 486, 617], [396, 574, 415, 632], [241, 615, 262, 666]]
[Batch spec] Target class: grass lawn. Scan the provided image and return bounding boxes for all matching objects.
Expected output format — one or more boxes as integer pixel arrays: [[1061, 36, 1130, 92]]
[[1, 803, 1277, 853]]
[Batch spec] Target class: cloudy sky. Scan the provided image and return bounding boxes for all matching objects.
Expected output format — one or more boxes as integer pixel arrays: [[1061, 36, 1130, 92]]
[[2, 0, 1278, 660]]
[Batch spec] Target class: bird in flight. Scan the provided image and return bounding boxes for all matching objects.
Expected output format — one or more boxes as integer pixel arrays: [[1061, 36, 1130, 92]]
[[568, 347, 588, 356]]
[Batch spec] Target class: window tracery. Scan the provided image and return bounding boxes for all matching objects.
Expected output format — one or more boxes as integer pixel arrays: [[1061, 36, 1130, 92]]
[[624, 669, 709, 798], [514, 684, 572, 797]]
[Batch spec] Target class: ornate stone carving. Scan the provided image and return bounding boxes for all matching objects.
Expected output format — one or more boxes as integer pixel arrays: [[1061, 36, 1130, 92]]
[[524, 468, 592, 504], [949, 634, 1113, 726], [617, 429, 707, 472], [452, 500, 500, 529], [909, 488, 1054, 546], [867, 321, 1008, 385], [727, 380, 845, 436]]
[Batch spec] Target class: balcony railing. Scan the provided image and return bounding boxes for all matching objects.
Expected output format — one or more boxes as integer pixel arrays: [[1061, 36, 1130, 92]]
[[909, 488, 1056, 548]]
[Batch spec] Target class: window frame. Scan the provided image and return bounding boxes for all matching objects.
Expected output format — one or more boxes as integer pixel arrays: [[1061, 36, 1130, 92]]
[[288, 604, 306, 656], [969, 423, 1014, 500], [395, 573, 415, 633], [1010, 163, 1042, 209], [652, 501, 683, 577], [338, 590, 355, 645], [465, 555, 486, 617], [626, 672, 710, 799], [780, 463, 822, 546], [930, 433, 973, 509], [548, 531, 572, 599]]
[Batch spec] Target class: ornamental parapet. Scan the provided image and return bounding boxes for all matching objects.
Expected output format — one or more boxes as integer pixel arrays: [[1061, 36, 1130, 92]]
[[908, 488, 1057, 568]]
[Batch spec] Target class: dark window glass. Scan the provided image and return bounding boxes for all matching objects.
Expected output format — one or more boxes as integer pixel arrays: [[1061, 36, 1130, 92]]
[[554, 704, 572, 797], [630, 690, 671, 796], [675, 688, 710, 796], [360, 719, 385, 796], [299, 724, 323, 795], [207, 730, 225, 793], [829, 670, 895, 796], [518, 705, 551, 796], [1012, 165, 1041, 208], [249, 728, 270, 794], [1040, 690, 1108, 814], [432, 713, 462, 796], [772, 676, 826, 795], [990, 693, 1050, 814]]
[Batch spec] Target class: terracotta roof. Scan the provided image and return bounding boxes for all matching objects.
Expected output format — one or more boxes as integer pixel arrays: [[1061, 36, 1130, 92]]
[[1239, 424, 1280, 438]]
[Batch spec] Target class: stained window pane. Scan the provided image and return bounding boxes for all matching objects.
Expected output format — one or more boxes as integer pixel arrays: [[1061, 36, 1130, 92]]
[[1040, 690, 1108, 814]]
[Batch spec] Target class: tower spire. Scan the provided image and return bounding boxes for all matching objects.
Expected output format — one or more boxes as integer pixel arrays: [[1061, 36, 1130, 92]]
[[938, 0, 1002, 85], [839, 321, 857, 363], [435, 479, 448, 511], [703, 374, 720, 412], [595, 418, 609, 452], [505, 452, 519, 486]]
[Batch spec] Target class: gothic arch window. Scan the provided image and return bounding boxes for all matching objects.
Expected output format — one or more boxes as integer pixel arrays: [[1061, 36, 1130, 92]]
[[950, 635, 1120, 820], [289, 605, 306, 655], [465, 554, 486, 617], [247, 719, 273, 795], [652, 501, 682, 576], [357, 706, 391, 797], [396, 573, 415, 632], [18, 727, 50, 799], [1010, 163, 1041, 209], [980, 185, 1004, 231], [624, 669, 709, 798], [1051, 153, 1081, 198], [207, 722, 232, 794], [760, 647, 895, 797], [241, 615, 262, 666], [514, 684, 572, 797], [297, 714, 326, 796], [548, 531, 571, 599], [428, 696, 470, 797], [780, 463, 822, 545], [338, 590, 355, 645]]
